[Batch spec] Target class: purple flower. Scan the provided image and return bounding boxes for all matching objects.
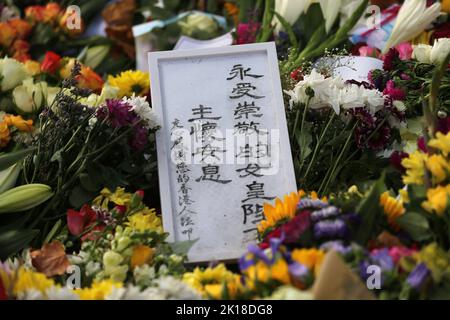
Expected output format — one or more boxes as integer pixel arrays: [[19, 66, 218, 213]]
[[97, 99, 137, 128], [297, 199, 328, 210], [314, 219, 348, 239], [130, 125, 149, 151], [289, 262, 309, 281], [407, 263, 430, 291], [370, 248, 394, 272], [311, 206, 340, 222], [320, 241, 353, 255]]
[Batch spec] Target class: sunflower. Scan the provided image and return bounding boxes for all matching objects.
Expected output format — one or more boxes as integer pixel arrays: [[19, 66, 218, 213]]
[[107, 70, 150, 98], [182, 264, 236, 297]]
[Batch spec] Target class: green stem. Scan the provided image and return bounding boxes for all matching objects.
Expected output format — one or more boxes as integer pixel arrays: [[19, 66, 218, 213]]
[[304, 112, 336, 179]]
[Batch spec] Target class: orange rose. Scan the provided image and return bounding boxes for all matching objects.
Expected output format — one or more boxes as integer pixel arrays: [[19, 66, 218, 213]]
[[0, 122, 11, 148], [77, 66, 104, 93], [43, 3, 62, 23], [8, 19, 33, 39], [25, 6, 46, 23], [0, 22, 16, 47], [3, 115, 34, 132]]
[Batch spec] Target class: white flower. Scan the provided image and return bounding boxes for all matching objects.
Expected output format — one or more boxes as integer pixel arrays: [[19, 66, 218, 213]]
[[383, 0, 441, 53], [12, 79, 48, 114], [122, 95, 160, 129], [274, 0, 317, 31], [413, 44, 432, 63], [430, 38, 450, 65], [178, 13, 219, 37], [285, 69, 384, 115], [45, 287, 80, 300], [320, 0, 342, 33], [0, 58, 30, 92]]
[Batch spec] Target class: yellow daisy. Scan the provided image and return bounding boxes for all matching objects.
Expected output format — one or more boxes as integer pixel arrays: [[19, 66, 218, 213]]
[[107, 70, 150, 98]]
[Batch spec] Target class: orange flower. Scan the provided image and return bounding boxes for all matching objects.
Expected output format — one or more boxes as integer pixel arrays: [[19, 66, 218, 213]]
[[24, 60, 41, 76], [0, 122, 11, 148], [3, 115, 34, 132], [130, 245, 154, 269], [77, 65, 104, 93], [12, 39, 30, 55], [224, 2, 239, 25], [0, 22, 16, 47], [25, 6, 46, 23], [443, 0, 450, 14], [8, 19, 33, 39], [43, 3, 62, 23]]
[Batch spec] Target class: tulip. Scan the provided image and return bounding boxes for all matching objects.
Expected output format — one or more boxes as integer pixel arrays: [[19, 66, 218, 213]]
[[12, 79, 48, 114], [383, 0, 441, 53], [0, 58, 31, 92], [430, 38, 450, 65]]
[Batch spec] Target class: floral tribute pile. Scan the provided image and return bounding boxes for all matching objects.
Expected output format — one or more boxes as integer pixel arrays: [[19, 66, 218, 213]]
[[1, 0, 450, 300]]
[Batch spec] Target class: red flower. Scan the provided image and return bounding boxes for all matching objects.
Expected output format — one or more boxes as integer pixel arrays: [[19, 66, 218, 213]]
[[382, 48, 400, 71], [67, 205, 97, 237], [0, 277, 7, 300], [390, 151, 409, 173], [431, 23, 450, 42], [383, 80, 406, 101], [41, 51, 62, 74]]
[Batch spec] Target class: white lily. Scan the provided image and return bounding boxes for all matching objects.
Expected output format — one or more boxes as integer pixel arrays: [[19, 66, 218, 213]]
[[320, 0, 342, 33], [383, 0, 441, 53], [430, 38, 450, 65], [273, 0, 317, 31]]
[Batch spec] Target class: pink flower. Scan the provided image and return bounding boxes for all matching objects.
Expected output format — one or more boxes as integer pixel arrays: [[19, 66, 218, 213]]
[[388, 246, 416, 264], [383, 80, 406, 101], [396, 43, 413, 60], [358, 46, 381, 58], [236, 22, 260, 45]]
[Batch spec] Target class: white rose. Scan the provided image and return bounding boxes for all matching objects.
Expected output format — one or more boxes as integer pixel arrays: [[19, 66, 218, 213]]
[[12, 79, 48, 114], [412, 44, 432, 64], [0, 58, 30, 92], [430, 38, 450, 65]]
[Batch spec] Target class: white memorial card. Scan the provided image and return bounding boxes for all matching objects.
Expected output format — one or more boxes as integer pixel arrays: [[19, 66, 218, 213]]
[[149, 43, 296, 263]]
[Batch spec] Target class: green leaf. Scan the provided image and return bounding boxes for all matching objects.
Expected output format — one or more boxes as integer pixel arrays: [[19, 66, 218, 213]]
[[169, 238, 198, 256], [353, 173, 386, 245], [0, 147, 36, 171], [43, 219, 62, 244], [397, 212, 432, 242], [0, 229, 39, 260]]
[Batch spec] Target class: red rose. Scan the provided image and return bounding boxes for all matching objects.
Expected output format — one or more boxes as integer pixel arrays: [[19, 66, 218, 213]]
[[41, 51, 62, 74], [67, 205, 97, 237]]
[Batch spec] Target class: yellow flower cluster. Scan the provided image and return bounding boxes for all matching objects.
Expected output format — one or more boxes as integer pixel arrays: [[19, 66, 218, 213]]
[[93, 187, 132, 208], [1, 267, 55, 298], [258, 190, 326, 235], [107, 70, 150, 98], [74, 280, 122, 300], [401, 132, 450, 216], [183, 264, 242, 299]]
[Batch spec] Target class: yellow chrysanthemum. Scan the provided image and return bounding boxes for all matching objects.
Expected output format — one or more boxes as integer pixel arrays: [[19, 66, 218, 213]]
[[429, 132, 450, 157], [183, 264, 236, 296], [107, 70, 150, 98], [204, 274, 243, 299], [12, 268, 55, 296], [399, 189, 410, 204], [126, 208, 162, 233], [243, 261, 271, 288], [380, 191, 405, 229], [291, 248, 325, 278], [422, 185, 450, 216], [0, 121, 11, 148], [74, 280, 122, 300], [93, 187, 132, 208], [402, 151, 428, 185], [426, 154, 450, 184]]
